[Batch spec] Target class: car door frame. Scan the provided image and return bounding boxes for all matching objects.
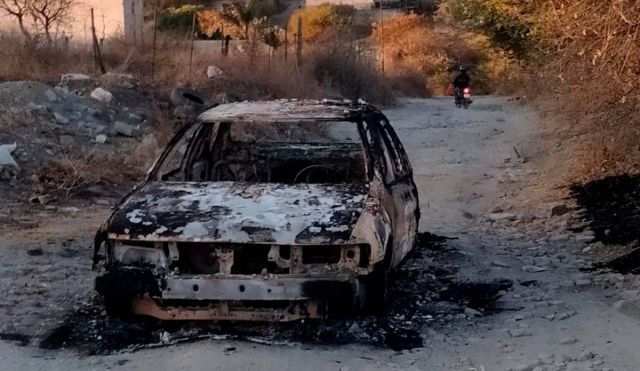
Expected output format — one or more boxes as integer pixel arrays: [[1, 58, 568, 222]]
[[365, 112, 420, 269]]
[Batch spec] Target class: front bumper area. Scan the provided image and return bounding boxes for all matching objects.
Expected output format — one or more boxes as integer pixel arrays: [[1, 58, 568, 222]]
[[96, 269, 360, 321]]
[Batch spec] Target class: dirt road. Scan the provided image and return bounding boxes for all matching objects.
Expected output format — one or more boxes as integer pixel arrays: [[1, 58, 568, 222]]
[[2, 97, 639, 370]]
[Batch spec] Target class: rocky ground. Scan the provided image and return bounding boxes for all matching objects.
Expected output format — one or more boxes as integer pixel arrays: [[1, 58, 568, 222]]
[[1, 97, 640, 370]]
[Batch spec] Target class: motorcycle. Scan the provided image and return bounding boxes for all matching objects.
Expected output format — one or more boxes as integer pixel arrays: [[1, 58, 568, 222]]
[[454, 87, 472, 109]]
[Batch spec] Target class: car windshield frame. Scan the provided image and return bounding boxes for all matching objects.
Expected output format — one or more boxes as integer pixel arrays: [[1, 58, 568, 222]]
[[146, 119, 375, 184]]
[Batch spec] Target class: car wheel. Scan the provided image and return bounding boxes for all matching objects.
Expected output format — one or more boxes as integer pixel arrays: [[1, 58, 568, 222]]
[[103, 295, 133, 318], [360, 263, 388, 316]]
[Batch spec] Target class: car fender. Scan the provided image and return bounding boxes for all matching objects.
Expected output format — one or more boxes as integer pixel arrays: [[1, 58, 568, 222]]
[[351, 190, 392, 269]]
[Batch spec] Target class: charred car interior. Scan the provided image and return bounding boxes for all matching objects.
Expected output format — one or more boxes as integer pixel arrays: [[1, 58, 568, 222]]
[[93, 99, 420, 321]]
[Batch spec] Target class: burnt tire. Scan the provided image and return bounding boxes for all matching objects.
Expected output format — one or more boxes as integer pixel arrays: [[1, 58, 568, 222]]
[[170, 88, 210, 108], [103, 295, 133, 318], [360, 264, 389, 317]]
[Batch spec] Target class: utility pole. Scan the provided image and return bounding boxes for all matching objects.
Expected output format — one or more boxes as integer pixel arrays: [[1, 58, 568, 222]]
[[379, 0, 384, 73], [296, 16, 302, 65]]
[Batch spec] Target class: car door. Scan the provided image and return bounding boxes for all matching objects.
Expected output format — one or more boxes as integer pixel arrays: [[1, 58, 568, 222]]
[[368, 114, 420, 268]]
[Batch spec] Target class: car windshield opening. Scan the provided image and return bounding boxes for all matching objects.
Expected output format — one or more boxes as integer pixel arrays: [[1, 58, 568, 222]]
[[156, 120, 369, 185]]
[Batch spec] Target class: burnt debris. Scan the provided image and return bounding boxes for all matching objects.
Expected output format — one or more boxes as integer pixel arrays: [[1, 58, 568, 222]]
[[571, 173, 640, 245], [40, 233, 511, 355]]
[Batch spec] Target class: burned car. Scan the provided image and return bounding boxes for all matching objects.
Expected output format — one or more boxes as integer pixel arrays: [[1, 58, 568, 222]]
[[93, 99, 419, 321]]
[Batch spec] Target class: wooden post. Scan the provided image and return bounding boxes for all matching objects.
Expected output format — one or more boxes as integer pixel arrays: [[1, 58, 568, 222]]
[[151, 3, 158, 79], [188, 12, 196, 80], [379, 0, 384, 73], [91, 8, 106, 74], [296, 16, 302, 65], [284, 25, 288, 64]]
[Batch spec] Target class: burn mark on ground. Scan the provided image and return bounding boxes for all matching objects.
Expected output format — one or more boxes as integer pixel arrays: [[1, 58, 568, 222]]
[[571, 173, 640, 245], [37, 232, 512, 355]]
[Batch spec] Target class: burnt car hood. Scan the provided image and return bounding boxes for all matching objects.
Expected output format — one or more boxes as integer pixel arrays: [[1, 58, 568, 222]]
[[107, 181, 368, 244]]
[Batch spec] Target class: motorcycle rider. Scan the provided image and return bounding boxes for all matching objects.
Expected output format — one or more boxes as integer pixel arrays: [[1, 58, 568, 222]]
[[452, 65, 471, 104]]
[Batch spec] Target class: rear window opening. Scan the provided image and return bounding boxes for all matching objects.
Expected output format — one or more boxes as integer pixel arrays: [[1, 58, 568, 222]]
[[154, 121, 369, 185]]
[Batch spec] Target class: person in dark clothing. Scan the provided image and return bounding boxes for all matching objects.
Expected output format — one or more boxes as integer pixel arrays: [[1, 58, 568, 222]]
[[452, 65, 470, 89], [452, 65, 471, 105]]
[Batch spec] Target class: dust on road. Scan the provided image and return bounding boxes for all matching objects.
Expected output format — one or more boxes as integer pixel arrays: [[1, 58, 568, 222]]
[[1, 97, 639, 371]]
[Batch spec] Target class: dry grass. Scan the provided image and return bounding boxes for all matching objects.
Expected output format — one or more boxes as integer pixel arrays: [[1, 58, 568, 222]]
[[37, 144, 147, 195], [529, 0, 640, 185], [371, 13, 520, 95]]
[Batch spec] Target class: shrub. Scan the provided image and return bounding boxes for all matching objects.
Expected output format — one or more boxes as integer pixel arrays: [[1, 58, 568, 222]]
[[436, 0, 545, 58], [309, 42, 394, 105], [157, 5, 205, 35], [371, 12, 519, 95], [288, 4, 355, 42]]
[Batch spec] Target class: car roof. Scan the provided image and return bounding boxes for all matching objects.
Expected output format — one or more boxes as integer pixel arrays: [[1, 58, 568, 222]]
[[197, 99, 376, 123]]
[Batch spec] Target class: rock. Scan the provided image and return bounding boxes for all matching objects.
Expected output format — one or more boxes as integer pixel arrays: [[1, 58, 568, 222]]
[[45, 89, 58, 102], [555, 354, 573, 363], [575, 350, 595, 362], [513, 364, 535, 371], [576, 235, 596, 243], [592, 360, 603, 366], [113, 121, 137, 137], [574, 278, 593, 287], [95, 134, 108, 144], [215, 92, 241, 104], [27, 247, 44, 256], [127, 113, 143, 123], [464, 307, 483, 317], [90, 87, 113, 103], [532, 367, 545, 371], [550, 203, 570, 216], [339, 367, 350, 371], [487, 213, 517, 221], [223, 345, 236, 355], [582, 246, 592, 253], [559, 337, 578, 345], [59, 135, 74, 147], [490, 205, 503, 213], [174, 105, 193, 119], [518, 211, 536, 222], [60, 207, 79, 213], [557, 311, 576, 321], [544, 315, 555, 320], [29, 195, 52, 204], [61, 73, 91, 83], [207, 65, 224, 78], [122, 80, 136, 89], [160, 331, 171, 343], [0, 143, 19, 169], [142, 133, 158, 149], [619, 290, 640, 300], [549, 234, 570, 242], [522, 265, 547, 273], [95, 199, 111, 206], [509, 329, 531, 337], [514, 311, 534, 320], [491, 261, 511, 268], [53, 112, 70, 124]]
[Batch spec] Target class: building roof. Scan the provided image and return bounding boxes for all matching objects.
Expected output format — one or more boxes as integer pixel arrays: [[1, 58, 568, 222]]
[[197, 99, 373, 123]]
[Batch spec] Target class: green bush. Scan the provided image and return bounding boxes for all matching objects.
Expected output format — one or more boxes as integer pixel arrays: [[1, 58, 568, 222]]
[[436, 0, 543, 58], [157, 5, 205, 35]]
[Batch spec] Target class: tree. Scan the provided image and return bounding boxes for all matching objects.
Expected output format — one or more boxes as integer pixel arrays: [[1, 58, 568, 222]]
[[288, 4, 355, 42], [222, 0, 276, 40], [30, 0, 75, 42], [0, 0, 74, 43], [0, 0, 33, 41]]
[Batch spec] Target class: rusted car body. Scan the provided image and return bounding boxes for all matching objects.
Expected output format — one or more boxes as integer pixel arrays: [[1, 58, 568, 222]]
[[93, 99, 419, 321]]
